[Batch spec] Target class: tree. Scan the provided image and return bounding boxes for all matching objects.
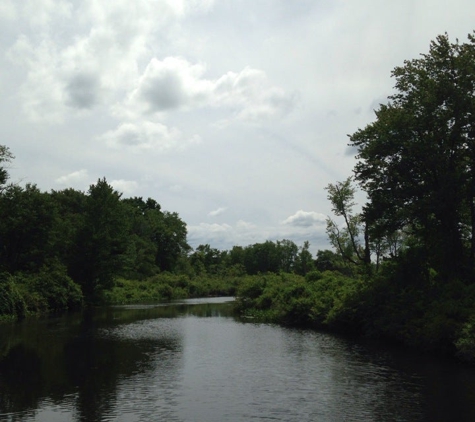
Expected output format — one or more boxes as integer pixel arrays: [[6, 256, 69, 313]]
[[50, 188, 88, 268], [189, 244, 228, 275], [154, 211, 190, 272], [68, 178, 129, 301], [294, 241, 315, 275], [121, 197, 189, 276], [349, 33, 475, 280], [0, 184, 59, 273], [325, 178, 371, 268], [315, 249, 341, 272], [276, 239, 299, 273], [0, 145, 14, 189]]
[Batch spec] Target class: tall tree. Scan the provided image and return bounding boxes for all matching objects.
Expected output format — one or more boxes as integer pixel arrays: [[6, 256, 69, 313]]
[[349, 33, 475, 280], [69, 178, 129, 301]]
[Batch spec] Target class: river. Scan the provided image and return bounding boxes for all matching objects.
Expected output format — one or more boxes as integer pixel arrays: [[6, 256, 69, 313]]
[[1, 297, 475, 421]]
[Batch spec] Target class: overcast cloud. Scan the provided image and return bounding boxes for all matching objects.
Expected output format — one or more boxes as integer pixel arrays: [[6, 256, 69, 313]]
[[1, 0, 474, 254]]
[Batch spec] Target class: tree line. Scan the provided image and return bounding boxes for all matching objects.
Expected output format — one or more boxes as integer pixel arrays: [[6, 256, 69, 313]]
[[0, 149, 331, 314], [0, 162, 189, 308]]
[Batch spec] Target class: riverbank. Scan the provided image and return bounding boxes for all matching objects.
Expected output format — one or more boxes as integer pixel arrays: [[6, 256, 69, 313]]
[[3, 267, 475, 364], [103, 274, 239, 304], [233, 271, 475, 364], [0, 270, 240, 321]]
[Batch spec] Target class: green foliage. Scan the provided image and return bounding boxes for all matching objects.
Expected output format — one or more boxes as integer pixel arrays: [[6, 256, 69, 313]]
[[0, 268, 83, 320], [325, 178, 371, 270], [294, 241, 315, 276], [235, 272, 363, 327], [0, 184, 59, 273], [360, 272, 471, 354], [0, 274, 26, 320], [121, 197, 189, 278], [189, 244, 226, 276], [0, 145, 13, 188], [104, 272, 238, 305], [350, 32, 475, 280], [25, 265, 83, 312], [67, 178, 130, 302], [455, 313, 475, 362]]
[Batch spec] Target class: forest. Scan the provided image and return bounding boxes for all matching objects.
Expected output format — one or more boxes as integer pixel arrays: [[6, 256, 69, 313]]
[[2, 33, 475, 363], [0, 154, 323, 313]]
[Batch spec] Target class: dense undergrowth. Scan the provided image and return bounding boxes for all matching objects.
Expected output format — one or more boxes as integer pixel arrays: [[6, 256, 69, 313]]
[[234, 268, 475, 363], [0, 268, 239, 321], [104, 273, 239, 304], [0, 266, 83, 322], [3, 264, 475, 364]]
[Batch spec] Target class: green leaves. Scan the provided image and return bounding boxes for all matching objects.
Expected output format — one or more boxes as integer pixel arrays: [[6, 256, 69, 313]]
[[325, 178, 370, 269], [0, 145, 13, 188], [349, 32, 475, 279]]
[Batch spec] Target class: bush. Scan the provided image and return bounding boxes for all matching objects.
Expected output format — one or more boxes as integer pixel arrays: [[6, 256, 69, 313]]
[[27, 265, 83, 311], [0, 274, 26, 319]]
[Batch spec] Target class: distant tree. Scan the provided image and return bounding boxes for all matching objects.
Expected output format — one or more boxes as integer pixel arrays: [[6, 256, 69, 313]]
[[189, 244, 224, 275], [315, 250, 337, 272], [294, 241, 315, 276], [243, 241, 281, 274], [276, 239, 298, 273], [228, 245, 245, 267]]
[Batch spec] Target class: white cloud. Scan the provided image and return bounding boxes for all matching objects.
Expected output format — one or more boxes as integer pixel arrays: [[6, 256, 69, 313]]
[[98, 121, 201, 152], [111, 179, 139, 195], [281, 210, 327, 227], [208, 207, 227, 217], [22, 0, 72, 28], [236, 220, 257, 230], [55, 169, 89, 186], [213, 67, 297, 122], [169, 185, 184, 193], [8, 37, 66, 123], [0, 0, 17, 20], [6, 1, 190, 123], [188, 223, 233, 246], [128, 57, 213, 113], [6, 1, 295, 129], [187, 218, 327, 253], [123, 57, 296, 123]]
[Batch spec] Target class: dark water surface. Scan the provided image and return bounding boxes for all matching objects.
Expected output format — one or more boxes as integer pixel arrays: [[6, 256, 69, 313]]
[[1, 297, 475, 421]]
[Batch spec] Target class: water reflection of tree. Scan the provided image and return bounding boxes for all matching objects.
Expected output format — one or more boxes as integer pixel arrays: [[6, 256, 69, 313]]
[[0, 343, 43, 415], [0, 309, 182, 421], [64, 320, 179, 421]]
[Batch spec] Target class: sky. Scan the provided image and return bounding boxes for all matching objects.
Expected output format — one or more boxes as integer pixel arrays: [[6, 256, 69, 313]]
[[1, 0, 474, 255]]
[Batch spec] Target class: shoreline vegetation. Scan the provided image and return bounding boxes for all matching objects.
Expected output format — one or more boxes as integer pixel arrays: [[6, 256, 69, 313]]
[[3, 33, 475, 364]]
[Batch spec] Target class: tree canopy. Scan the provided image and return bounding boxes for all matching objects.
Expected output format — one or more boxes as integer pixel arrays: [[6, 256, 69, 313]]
[[349, 32, 475, 281]]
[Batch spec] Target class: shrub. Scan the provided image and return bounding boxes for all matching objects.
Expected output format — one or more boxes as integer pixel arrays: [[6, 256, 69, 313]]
[[0, 274, 26, 319]]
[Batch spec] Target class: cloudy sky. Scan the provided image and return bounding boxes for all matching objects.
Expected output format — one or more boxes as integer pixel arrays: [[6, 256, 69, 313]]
[[1, 0, 474, 254]]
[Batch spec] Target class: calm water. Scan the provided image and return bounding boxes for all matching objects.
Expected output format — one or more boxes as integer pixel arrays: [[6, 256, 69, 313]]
[[1, 297, 475, 421]]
